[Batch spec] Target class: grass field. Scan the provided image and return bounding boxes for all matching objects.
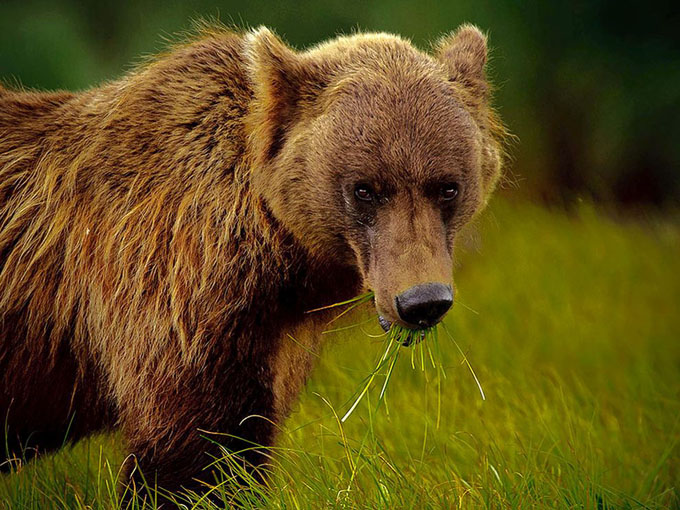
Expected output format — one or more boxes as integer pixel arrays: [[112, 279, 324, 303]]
[[1, 198, 679, 509]]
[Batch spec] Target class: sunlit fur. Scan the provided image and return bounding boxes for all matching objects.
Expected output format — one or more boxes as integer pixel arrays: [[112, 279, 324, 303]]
[[0, 23, 505, 499]]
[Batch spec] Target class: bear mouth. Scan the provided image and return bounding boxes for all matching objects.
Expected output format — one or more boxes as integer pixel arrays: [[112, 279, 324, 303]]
[[378, 315, 392, 332], [377, 316, 426, 347]]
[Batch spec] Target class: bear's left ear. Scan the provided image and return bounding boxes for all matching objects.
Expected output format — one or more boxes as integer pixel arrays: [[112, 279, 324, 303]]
[[244, 27, 324, 164], [434, 24, 489, 99]]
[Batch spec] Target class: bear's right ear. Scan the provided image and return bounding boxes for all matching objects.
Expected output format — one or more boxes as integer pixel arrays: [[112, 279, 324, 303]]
[[244, 27, 323, 164]]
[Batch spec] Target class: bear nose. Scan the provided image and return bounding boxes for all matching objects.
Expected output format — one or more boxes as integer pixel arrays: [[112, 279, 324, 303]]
[[395, 283, 453, 328]]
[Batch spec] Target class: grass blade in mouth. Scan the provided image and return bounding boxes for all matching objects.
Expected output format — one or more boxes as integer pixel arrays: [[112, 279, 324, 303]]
[[378, 342, 400, 401], [306, 291, 374, 313], [340, 338, 399, 422], [311, 292, 485, 426], [340, 321, 486, 426], [306, 291, 376, 327], [341, 323, 435, 423]]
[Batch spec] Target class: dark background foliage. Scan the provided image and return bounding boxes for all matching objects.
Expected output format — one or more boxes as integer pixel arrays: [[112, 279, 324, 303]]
[[1, 0, 678, 208]]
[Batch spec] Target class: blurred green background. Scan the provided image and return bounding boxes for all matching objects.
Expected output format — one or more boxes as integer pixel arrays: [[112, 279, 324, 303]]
[[1, 0, 679, 208]]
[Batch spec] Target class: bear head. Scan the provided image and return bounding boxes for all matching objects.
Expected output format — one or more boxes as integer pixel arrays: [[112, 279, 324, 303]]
[[244, 25, 505, 332]]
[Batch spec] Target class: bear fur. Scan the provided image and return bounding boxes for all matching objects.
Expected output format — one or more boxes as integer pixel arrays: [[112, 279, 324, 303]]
[[0, 24, 505, 498]]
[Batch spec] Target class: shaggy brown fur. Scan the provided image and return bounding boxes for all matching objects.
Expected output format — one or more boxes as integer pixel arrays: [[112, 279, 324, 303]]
[[0, 24, 505, 500]]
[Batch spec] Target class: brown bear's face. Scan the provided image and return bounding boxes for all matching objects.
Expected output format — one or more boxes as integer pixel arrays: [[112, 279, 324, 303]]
[[246, 26, 503, 331]]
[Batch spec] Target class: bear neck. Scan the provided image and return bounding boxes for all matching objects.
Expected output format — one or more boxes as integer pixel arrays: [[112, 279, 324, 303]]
[[203, 191, 363, 368]]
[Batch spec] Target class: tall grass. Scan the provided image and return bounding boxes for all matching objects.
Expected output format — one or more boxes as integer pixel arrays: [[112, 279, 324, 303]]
[[2, 199, 679, 509]]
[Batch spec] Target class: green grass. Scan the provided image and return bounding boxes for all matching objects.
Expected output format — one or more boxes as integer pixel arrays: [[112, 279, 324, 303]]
[[2, 198, 679, 509]]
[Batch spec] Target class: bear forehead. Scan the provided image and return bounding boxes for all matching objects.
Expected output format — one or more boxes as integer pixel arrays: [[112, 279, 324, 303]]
[[318, 73, 479, 183]]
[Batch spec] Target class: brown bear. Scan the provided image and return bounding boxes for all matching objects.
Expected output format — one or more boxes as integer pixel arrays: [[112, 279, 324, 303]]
[[0, 24, 505, 500]]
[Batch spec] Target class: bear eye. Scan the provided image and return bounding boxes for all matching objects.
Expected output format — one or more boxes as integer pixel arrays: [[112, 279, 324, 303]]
[[439, 183, 459, 201], [354, 185, 374, 202]]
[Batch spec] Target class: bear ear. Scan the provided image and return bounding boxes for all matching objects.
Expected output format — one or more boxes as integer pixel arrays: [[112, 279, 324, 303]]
[[434, 24, 489, 98], [244, 27, 322, 163]]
